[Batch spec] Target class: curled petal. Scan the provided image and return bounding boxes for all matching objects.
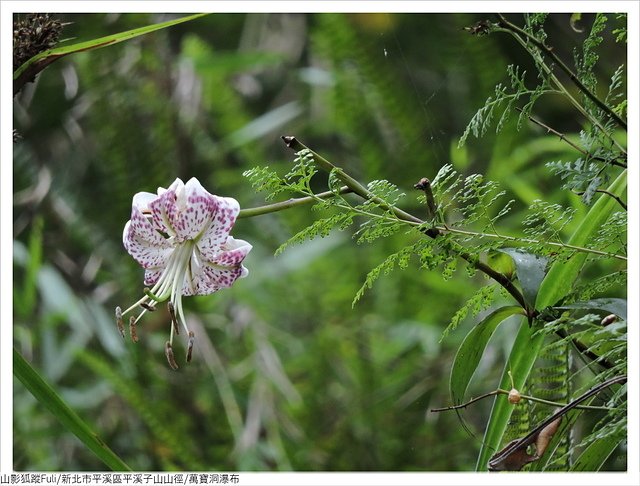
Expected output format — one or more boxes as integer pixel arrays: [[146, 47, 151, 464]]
[[149, 186, 179, 236], [197, 197, 241, 258], [209, 237, 252, 270], [123, 207, 172, 269], [131, 191, 158, 213]]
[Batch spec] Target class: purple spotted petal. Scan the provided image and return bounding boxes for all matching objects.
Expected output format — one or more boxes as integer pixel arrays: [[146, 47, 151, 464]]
[[144, 268, 165, 286], [148, 186, 179, 236], [183, 264, 246, 296], [197, 196, 241, 260], [208, 237, 252, 270], [166, 178, 219, 242], [123, 207, 172, 269]]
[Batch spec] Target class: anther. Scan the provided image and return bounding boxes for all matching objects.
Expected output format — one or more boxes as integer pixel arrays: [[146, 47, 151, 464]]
[[141, 302, 156, 312], [168, 302, 179, 335], [165, 341, 179, 370], [186, 331, 195, 363], [129, 316, 139, 343], [115, 306, 125, 338]]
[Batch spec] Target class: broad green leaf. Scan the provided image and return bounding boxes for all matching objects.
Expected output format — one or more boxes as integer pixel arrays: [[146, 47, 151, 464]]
[[13, 348, 131, 471], [476, 170, 626, 471], [14, 13, 208, 93], [497, 248, 547, 308], [450, 306, 524, 404], [570, 436, 623, 471]]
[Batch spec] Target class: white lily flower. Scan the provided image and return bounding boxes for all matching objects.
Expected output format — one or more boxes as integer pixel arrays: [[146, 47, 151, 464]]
[[117, 177, 252, 369]]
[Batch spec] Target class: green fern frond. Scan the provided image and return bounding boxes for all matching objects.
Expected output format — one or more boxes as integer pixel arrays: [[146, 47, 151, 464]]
[[589, 211, 627, 257], [575, 14, 608, 97], [522, 200, 575, 243], [459, 64, 552, 147], [275, 213, 354, 256], [441, 283, 497, 339], [570, 270, 627, 302], [352, 242, 419, 307]]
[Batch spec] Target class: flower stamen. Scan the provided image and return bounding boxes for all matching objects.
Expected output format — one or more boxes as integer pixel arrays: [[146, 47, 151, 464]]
[[165, 341, 179, 370], [168, 302, 180, 335], [129, 316, 139, 343], [186, 331, 195, 363], [141, 302, 156, 312], [115, 306, 125, 338]]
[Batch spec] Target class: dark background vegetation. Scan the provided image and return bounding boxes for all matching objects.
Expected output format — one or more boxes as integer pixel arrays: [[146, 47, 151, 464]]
[[13, 13, 626, 471]]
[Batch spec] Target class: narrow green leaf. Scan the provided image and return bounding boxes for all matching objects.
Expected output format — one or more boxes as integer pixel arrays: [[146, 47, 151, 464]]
[[14, 14, 208, 93], [13, 348, 131, 471], [497, 248, 547, 308], [475, 322, 541, 471], [570, 436, 622, 471], [536, 170, 627, 308], [475, 170, 626, 471], [450, 306, 524, 404], [557, 298, 627, 319]]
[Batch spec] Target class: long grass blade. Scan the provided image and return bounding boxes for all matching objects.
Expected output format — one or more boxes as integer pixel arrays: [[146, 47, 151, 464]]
[[13, 348, 131, 471], [14, 13, 208, 93]]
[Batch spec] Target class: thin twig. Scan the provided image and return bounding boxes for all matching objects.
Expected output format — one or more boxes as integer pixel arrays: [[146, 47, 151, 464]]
[[432, 225, 627, 261], [574, 189, 627, 211], [516, 107, 627, 169], [431, 388, 616, 413], [431, 390, 499, 412]]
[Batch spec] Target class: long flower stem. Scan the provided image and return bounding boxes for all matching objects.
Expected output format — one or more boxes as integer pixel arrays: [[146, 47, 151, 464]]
[[238, 187, 352, 219]]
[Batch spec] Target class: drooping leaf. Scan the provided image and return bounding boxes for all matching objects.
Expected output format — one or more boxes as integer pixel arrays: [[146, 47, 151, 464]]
[[487, 417, 562, 472], [450, 306, 524, 405]]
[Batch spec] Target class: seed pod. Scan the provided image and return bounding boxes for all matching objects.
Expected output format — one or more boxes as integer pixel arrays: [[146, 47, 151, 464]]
[[508, 388, 522, 404]]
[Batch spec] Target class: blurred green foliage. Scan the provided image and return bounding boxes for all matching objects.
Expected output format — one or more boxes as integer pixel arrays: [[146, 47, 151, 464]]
[[13, 13, 626, 471]]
